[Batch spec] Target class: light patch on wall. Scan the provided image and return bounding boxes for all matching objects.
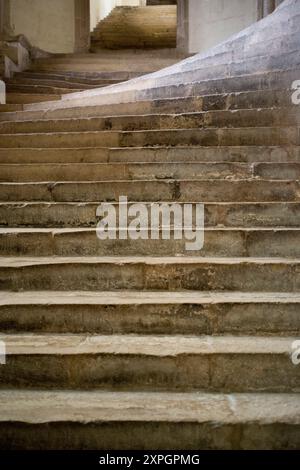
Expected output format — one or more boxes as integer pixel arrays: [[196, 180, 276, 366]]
[[188, 0, 258, 54], [10, 0, 75, 53]]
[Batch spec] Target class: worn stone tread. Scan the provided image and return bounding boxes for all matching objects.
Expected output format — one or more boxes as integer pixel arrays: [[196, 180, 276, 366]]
[[0, 390, 299, 424], [1, 290, 300, 306], [0, 333, 296, 355], [0, 146, 298, 164], [1, 227, 299, 234], [1, 255, 300, 268]]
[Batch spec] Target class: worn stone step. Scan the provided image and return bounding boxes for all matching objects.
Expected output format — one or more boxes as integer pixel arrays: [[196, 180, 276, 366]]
[[1, 227, 299, 258], [0, 104, 23, 113], [34, 48, 182, 59], [0, 290, 299, 336], [93, 30, 176, 35], [98, 10, 176, 16], [32, 49, 300, 113], [87, 45, 177, 55], [25, 56, 300, 107], [31, 60, 178, 73], [6, 77, 113, 90], [0, 146, 298, 164], [5, 84, 82, 95], [0, 256, 299, 292], [91, 41, 177, 50], [6, 93, 61, 105], [1, 390, 298, 449], [0, 127, 298, 148], [93, 31, 176, 36], [97, 50, 300, 109], [24, 67, 300, 113], [0, 333, 298, 392], [1, 202, 299, 229], [1, 162, 300, 183], [92, 34, 176, 40], [0, 108, 297, 135], [0, 90, 292, 123], [32, 56, 178, 65], [1, 201, 300, 229], [0, 162, 255, 182], [0, 179, 299, 203], [18, 70, 144, 82]]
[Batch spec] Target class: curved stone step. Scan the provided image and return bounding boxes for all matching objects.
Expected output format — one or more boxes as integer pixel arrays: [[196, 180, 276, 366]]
[[31, 52, 300, 110], [21, 2, 300, 113], [0, 104, 23, 113], [25, 67, 300, 112], [82, 4, 300, 103], [30, 56, 179, 74], [32, 55, 178, 65], [6, 84, 82, 95], [18, 70, 144, 81], [0, 108, 298, 135], [6, 77, 113, 90], [6, 93, 61, 105], [0, 127, 298, 148], [0, 89, 293, 123]]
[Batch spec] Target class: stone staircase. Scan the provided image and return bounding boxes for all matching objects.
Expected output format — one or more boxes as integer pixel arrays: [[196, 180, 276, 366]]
[[0, 49, 181, 111], [91, 5, 177, 50], [0, 0, 299, 451], [0, 65, 299, 449]]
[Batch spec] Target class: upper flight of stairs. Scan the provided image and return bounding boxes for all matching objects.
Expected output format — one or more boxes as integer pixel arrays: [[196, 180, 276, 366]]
[[91, 6, 177, 50], [31, 0, 300, 115], [0, 49, 181, 111], [0, 0, 299, 451]]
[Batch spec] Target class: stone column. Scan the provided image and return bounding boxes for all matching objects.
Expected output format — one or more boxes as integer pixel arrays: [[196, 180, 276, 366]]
[[74, 0, 90, 53], [257, 0, 283, 19], [0, 0, 13, 39], [264, 0, 276, 15], [0, 0, 4, 37], [176, 0, 189, 53]]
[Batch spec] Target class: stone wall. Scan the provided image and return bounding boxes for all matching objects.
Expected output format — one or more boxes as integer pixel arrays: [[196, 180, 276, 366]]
[[9, 0, 75, 53], [188, 0, 258, 53]]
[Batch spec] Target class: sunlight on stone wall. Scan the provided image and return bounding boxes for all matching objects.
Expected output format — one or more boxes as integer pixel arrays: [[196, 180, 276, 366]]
[[90, 0, 143, 31]]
